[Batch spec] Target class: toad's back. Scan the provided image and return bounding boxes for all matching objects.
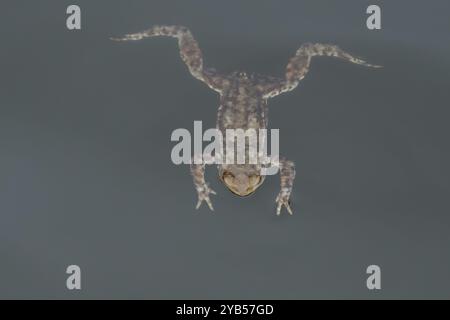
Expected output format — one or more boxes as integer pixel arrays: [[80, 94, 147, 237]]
[[216, 73, 268, 133]]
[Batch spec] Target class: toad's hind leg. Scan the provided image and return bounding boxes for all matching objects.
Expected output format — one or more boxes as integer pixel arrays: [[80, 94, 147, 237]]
[[111, 25, 225, 93], [262, 43, 381, 98]]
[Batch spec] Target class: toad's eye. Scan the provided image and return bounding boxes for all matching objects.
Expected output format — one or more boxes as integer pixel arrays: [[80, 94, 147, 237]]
[[222, 172, 234, 178], [249, 175, 261, 186], [222, 172, 234, 183]]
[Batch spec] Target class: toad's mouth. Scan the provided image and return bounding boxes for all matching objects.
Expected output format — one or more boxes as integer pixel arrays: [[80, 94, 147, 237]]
[[224, 185, 257, 197]]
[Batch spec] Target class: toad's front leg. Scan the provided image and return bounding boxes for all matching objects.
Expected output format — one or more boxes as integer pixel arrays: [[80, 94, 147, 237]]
[[276, 158, 296, 215], [190, 155, 216, 211]]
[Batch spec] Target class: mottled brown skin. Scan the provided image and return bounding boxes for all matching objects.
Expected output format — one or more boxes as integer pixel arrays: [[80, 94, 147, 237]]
[[215, 72, 268, 197], [112, 25, 380, 215]]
